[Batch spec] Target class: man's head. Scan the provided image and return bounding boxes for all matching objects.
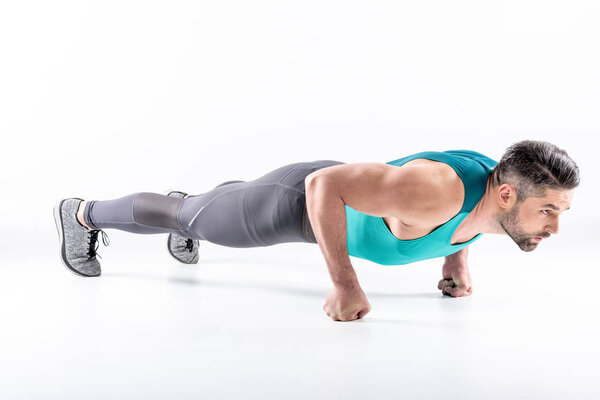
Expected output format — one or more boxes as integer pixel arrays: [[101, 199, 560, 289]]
[[489, 140, 580, 252]]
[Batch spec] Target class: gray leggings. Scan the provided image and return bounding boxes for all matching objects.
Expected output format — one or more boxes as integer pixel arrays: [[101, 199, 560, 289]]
[[82, 160, 345, 247]]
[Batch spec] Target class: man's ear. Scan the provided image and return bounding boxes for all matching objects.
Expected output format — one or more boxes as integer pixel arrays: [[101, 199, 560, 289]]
[[497, 183, 517, 210]]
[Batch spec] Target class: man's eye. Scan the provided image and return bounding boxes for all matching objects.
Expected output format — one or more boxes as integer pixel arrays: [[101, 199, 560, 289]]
[[541, 210, 551, 215]]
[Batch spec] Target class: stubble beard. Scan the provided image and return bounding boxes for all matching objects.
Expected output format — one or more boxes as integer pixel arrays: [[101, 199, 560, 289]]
[[497, 204, 539, 252]]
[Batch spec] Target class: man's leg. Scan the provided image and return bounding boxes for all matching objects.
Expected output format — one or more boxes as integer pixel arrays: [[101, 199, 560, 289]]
[[177, 159, 344, 247], [80, 192, 190, 236], [81, 159, 345, 247], [54, 160, 344, 276]]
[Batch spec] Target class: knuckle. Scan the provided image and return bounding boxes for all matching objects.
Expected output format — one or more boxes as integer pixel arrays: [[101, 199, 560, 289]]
[[340, 312, 356, 322]]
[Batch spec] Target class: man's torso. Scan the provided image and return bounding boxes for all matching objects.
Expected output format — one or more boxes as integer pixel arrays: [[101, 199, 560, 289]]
[[344, 150, 498, 265]]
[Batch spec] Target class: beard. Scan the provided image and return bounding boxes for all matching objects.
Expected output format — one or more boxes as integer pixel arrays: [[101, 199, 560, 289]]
[[497, 204, 541, 252]]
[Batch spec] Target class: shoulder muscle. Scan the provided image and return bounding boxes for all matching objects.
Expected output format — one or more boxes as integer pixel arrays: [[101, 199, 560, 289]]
[[305, 161, 463, 224]]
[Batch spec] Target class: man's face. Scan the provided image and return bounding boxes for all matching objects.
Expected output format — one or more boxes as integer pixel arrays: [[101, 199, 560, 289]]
[[498, 188, 574, 252]]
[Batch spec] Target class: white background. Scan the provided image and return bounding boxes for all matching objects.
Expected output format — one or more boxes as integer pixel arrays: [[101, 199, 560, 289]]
[[1, 1, 599, 399]]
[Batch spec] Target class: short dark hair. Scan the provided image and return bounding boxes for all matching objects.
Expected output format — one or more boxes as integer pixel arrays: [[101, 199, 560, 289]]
[[490, 140, 580, 202]]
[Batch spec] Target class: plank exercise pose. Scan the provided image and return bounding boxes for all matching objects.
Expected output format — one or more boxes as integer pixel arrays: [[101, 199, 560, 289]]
[[53, 140, 579, 321]]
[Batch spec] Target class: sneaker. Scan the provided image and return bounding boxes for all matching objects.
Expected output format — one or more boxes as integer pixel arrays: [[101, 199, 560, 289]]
[[166, 191, 199, 264], [53, 198, 110, 277]]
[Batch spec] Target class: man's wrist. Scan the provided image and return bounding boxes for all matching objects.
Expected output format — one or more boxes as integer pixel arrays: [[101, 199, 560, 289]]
[[332, 276, 360, 290]]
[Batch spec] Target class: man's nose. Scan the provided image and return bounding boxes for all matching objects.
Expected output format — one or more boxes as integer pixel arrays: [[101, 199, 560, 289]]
[[545, 217, 560, 235]]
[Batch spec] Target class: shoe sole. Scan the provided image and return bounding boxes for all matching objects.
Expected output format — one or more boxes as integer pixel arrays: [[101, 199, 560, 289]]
[[53, 199, 100, 277]]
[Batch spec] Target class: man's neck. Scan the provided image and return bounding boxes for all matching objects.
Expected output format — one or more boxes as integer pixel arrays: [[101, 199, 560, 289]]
[[454, 178, 506, 240]]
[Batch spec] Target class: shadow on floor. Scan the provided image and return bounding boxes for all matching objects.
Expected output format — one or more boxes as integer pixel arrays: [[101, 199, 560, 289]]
[[103, 270, 443, 300]]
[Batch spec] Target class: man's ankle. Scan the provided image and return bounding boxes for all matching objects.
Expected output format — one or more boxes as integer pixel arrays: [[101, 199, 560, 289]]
[[77, 201, 93, 230]]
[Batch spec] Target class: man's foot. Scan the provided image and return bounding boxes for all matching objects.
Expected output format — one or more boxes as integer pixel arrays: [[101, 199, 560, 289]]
[[53, 198, 110, 277], [166, 191, 199, 264]]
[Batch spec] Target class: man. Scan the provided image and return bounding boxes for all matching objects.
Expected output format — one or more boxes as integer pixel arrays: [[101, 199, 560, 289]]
[[53, 140, 579, 322]]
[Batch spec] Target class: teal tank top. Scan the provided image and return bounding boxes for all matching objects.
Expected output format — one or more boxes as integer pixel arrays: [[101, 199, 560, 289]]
[[345, 150, 498, 265]]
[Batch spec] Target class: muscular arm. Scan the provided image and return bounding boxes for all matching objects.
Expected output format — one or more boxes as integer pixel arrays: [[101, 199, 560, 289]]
[[304, 176, 358, 289], [305, 163, 438, 288], [305, 162, 450, 320], [305, 171, 369, 322]]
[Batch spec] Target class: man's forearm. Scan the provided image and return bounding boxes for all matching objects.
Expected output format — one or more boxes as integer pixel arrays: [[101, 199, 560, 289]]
[[305, 175, 359, 289], [445, 246, 468, 265]]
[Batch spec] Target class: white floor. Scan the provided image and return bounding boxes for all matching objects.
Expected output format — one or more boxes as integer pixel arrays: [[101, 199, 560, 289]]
[[1, 225, 598, 400]]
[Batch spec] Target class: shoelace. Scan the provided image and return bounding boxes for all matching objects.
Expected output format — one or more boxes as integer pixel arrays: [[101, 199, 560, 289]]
[[184, 238, 194, 253], [88, 230, 110, 259]]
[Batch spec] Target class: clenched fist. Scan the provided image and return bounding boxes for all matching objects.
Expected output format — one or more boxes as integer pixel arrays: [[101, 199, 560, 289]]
[[438, 261, 473, 297], [323, 285, 371, 321]]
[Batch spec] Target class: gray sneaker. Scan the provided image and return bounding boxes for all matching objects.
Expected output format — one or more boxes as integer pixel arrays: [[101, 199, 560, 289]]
[[53, 198, 110, 277], [166, 191, 199, 264]]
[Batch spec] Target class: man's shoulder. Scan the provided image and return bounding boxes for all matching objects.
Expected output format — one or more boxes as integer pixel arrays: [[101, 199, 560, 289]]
[[400, 158, 464, 188], [423, 162, 465, 221], [395, 160, 464, 225], [387, 150, 498, 172]]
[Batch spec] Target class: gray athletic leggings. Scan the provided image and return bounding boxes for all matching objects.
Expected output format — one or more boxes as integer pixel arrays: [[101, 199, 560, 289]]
[[82, 160, 345, 247]]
